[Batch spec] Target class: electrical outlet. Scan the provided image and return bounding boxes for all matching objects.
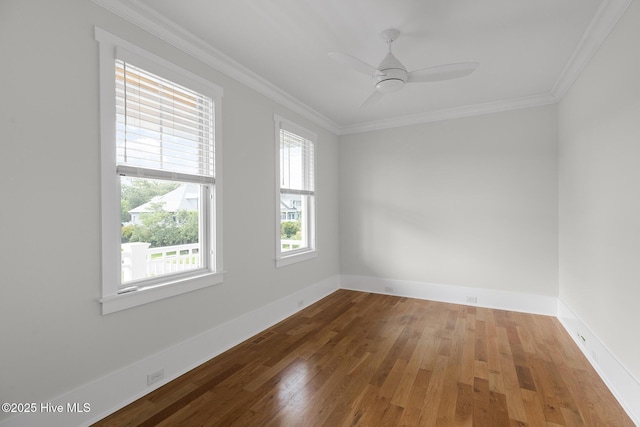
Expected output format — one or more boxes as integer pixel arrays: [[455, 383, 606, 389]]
[[297, 299, 304, 308], [384, 285, 394, 293], [147, 369, 164, 386], [466, 296, 477, 304]]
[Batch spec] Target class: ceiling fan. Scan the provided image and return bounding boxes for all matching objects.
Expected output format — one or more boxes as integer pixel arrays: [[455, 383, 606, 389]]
[[329, 29, 479, 108]]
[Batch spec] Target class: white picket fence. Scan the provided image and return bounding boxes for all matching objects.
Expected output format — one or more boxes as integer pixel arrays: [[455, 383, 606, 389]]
[[121, 242, 200, 282], [281, 239, 303, 251], [122, 240, 304, 282]]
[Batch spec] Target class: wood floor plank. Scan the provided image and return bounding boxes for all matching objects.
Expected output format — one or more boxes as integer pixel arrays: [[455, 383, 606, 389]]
[[498, 348, 529, 423], [521, 388, 548, 427], [485, 309, 502, 376], [402, 367, 432, 413], [390, 327, 428, 408], [475, 319, 488, 363], [453, 381, 473, 426], [473, 376, 491, 426], [418, 354, 449, 426], [528, 357, 572, 425], [459, 307, 476, 386], [435, 364, 460, 426], [300, 345, 373, 425], [91, 290, 634, 427], [489, 390, 510, 427], [322, 354, 377, 426], [515, 364, 537, 392]]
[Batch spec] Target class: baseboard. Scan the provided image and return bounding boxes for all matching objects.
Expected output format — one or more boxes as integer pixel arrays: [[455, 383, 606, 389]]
[[557, 299, 640, 425], [0, 275, 340, 427], [340, 274, 558, 315]]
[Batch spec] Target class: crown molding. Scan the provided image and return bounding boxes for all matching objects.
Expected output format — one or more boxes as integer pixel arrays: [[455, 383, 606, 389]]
[[337, 93, 559, 135], [551, 0, 632, 100], [93, 0, 631, 137], [92, 0, 341, 135]]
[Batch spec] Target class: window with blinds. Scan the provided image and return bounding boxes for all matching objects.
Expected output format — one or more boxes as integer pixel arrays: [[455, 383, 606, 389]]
[[114, 59, 217, 291], [115, 60, 215, 182], [275, 116, 317, 265], [279, 129, 314, 195], [97, 28, 223, 314]]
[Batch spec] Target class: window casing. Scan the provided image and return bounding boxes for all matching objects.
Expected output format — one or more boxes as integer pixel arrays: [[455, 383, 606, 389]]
[[97, 28, 223, 314], [275, 115, 317, 267]]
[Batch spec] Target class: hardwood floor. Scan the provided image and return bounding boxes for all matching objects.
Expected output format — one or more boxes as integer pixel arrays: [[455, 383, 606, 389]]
[[92, 290, 633, 426]]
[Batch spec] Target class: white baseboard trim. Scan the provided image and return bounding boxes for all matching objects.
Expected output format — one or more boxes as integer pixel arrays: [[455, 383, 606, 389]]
[[557, 299, 640, 425], [0, 275, 340, 427], [339, 274, 558, 315]]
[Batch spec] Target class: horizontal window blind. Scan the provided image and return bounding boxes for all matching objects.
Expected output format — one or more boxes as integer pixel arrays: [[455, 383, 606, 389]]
[[280, 129, 314, 195], [116, 60, 214, 179]]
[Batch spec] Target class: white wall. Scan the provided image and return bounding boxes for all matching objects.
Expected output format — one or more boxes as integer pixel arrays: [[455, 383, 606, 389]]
[[339, 106, 559, 296], [0, 0, 339, 420], [558, 0, 640, 383]]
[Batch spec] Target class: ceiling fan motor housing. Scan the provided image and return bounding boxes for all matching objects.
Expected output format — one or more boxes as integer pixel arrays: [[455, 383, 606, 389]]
[[374, 52, 408, 92]]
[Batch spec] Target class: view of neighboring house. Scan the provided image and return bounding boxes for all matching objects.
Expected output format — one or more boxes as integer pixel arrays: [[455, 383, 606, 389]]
[[128, 184, 200, 225], [280, 194, 301, 221]]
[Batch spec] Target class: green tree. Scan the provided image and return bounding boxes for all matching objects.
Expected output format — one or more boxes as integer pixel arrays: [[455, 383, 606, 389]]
[[281, 221, 301, 239], [121, 224, 135, 243], [128, 215, 198, 247], [175, 210, 199, 244], [123, 202, 199, 248]]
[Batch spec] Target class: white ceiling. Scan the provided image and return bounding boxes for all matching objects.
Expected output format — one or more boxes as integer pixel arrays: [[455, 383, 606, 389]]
[[96, 0, 629, 134]]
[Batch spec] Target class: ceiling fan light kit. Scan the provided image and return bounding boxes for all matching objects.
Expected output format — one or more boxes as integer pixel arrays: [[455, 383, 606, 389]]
[[329, 28, 479, 108]]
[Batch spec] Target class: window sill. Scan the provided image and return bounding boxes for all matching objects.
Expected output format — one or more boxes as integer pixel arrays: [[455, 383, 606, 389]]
[[275, 250, 318, 268], [100, 271, 223, 314]]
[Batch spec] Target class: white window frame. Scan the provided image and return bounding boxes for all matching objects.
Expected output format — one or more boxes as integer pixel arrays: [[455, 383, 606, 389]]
[[96, 28, 224, 314], [274, 114, 317, 267]]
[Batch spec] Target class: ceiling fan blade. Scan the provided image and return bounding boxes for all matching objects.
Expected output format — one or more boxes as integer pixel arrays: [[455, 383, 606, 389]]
[[328, 52, 378, 76], [407, 61, 479, 83], [360, 90, 384, 108]]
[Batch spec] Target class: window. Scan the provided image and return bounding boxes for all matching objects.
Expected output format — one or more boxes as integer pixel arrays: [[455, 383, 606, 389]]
[[275, 115, 317, 267], [97, 28, 223, 314]]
